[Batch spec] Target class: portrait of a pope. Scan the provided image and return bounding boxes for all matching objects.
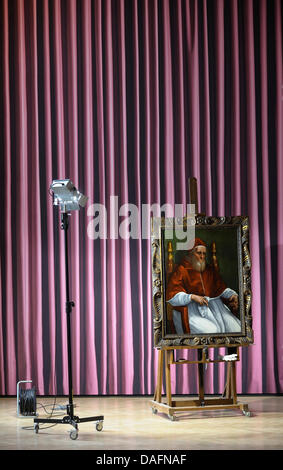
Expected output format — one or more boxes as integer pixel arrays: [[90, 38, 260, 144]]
[[166, 238, 241, 335]]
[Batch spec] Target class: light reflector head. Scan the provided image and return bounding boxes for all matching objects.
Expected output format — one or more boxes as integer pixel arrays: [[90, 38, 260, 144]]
[[50, 179, 88, 211]]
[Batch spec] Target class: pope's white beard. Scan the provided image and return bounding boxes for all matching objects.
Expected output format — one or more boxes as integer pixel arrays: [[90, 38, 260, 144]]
[[188, 254, 206, 273]]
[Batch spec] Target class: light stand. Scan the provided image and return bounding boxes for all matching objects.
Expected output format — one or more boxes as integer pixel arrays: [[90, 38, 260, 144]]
[[34, 180, 104, 440]]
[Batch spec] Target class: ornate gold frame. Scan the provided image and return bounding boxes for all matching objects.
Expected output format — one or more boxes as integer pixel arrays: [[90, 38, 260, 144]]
[[151, 215, 253, 349]]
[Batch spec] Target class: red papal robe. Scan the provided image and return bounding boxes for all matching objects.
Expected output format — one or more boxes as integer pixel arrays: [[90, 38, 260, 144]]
[[166, 257, 227, 334]]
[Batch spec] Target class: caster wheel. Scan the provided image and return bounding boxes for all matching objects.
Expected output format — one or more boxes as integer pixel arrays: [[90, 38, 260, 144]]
[[152, 408, 158, 415], [168, 414, 176, 421], [34, 423, 39, 434], [243, 410, 252, 417], [96, 421, 103, 432], [70, 429, 78, 440]]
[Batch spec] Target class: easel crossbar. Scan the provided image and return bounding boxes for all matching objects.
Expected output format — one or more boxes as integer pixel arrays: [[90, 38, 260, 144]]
[[170, 398, 234, 407], [150, 400, 249, 414]]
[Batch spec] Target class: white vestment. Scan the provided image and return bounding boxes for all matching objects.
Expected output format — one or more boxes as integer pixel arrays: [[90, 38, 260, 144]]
[[168, 288, 241, 334]]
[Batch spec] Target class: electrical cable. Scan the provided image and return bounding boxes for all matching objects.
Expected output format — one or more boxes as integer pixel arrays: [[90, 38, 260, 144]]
[[20, 391, 68, 431]]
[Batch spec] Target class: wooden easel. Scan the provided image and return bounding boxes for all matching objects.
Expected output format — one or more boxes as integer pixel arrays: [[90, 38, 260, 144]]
[[150, 178, 251, 420]]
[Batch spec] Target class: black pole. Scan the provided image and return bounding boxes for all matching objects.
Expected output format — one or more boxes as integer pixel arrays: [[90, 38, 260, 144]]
[[61, 211, 74, 420]]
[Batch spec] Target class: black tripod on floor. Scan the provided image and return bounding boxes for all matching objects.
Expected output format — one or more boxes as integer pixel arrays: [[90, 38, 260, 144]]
[[34, 210, 104, 440]]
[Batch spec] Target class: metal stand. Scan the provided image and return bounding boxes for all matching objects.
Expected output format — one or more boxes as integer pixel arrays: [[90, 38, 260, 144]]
[[34, 211, 104, 440]]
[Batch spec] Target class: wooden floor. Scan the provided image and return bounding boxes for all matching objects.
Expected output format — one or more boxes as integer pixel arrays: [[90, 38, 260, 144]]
[[1, 395, 283, 450]]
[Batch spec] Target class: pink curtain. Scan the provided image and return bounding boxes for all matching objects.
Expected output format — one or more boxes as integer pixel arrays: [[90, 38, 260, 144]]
[[0, 0, 282, 395]]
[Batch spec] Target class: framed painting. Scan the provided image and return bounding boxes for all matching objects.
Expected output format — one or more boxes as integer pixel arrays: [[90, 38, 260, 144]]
[[151, 215, 253, 348]]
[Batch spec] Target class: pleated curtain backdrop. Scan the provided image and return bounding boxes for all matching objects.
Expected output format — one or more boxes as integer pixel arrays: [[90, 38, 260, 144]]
[[0, 0, 282, 395]]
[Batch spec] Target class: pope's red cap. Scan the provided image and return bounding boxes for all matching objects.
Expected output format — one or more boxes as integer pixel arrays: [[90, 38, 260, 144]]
[[189, 238, 206, 251]]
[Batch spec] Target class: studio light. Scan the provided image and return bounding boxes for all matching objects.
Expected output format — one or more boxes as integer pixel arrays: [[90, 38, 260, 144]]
[[50, 179, 88, 212], [34, 179, 103, 440]]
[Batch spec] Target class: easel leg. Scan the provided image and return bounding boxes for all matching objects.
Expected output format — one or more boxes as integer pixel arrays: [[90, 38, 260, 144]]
[[228, 347, 238, 404], [223, 360, 237, 403], [223, 347, 239, 399], [224, 362, 232, 398], [231, 361, 237, 404], [165, 350, 172, 407], [198, 349, 205, 405], [154, 349, 164, 403]]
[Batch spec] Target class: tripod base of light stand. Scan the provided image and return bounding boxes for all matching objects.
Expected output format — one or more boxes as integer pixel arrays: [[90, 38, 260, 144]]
[[34, 408, 104, 440]]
